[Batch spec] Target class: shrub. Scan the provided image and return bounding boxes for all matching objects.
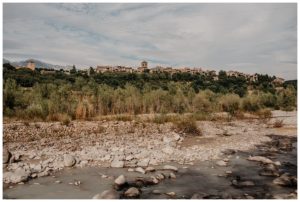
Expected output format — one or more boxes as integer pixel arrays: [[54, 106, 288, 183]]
[[256, 108, 272, 120], [115, 115, 133, 122], [219, 94, 241, 116], [242, 95, 261, 112], [273, 119, 284, 128], [174, 119, 202, 136], [193, 92, 212, 113]]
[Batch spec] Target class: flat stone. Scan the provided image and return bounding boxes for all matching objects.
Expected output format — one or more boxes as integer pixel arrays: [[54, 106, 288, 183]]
[[137, 158, 149, 167], [247, 156, 273, 164], [216, 160, 227, 167], [135, 167, 146, 174], [111, 159, 124, 168], [92, 189, 119, 199], [145, 167, 156, 173], [163, 165, 178, 172]]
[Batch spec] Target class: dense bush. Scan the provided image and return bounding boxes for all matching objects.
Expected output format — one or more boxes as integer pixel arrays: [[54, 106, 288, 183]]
[[3, 64, 297, 121], [219, 94, 241, 116]]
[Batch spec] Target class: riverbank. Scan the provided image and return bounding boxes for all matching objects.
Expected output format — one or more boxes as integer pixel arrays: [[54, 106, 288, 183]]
[[3, 110, 297, 199]]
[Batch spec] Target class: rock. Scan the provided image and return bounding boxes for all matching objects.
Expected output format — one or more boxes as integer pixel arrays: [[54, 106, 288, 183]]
[[274, 161, 281, 166], [273, 193, 297, 199], [3, 148, 12, 164], [92, 189, 119, 199], [225, 170, 232, 175], [111, 159, 124, 168], [127, 168, 134, 172], [74, 180, 81, 186], [125, 155, 134, 161], [135, 167, 146, 174], [273, 173, 297, 187], [151, 176, 159, 184], [247, 156, 273, 164], [265, 163, 277, 172], [162, 146, 174, 155], [191, 193, 209, 199], [114, 175, 126, 186], [169, 172, 176, 179], [63, 154, 76, 167], [54, 180, 61, 184], [152, 190, 161, 194], [145, 167, 155, 173], [156, 173, 165, 180], [124, 187, 140, 198], [3, 168, 30, 184], [166, 192, 176, 196], [173, 134, 181, 141], [239, 181, 255, 187], [163, 165, 178, 172], [137, 158, 149, 167], [37, 170, 50, 177], [216, 160, 227, 167]]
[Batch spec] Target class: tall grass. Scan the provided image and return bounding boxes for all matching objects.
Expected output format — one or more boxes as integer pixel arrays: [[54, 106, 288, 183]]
[[3, 78, 297, 121]]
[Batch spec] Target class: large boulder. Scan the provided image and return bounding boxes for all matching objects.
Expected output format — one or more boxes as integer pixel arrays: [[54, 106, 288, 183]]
[[92, 190, 119, 199], [64, 154, 76, 167], [3, 168, 30, 184], [3, 148, 12, 164]]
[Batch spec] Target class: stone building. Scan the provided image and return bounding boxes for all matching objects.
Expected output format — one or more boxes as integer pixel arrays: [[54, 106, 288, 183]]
[[137, 61, 149, 72], [27, 60, 35, 71]]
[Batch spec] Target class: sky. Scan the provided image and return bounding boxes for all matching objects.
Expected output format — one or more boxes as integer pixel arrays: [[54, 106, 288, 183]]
[[3, 3, 297, 79]]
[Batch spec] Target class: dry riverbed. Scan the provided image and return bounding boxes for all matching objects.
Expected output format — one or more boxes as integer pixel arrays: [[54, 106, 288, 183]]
[[3, 110, 297, 199]]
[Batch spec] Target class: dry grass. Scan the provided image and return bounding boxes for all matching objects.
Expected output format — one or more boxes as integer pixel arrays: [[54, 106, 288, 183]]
[[173, 119, 202, 136], [255, 108, 272, 123], [273, 119, 284, 128]]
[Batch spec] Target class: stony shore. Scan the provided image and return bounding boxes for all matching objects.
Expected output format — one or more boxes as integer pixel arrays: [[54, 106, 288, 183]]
[[3, 111, 297, 191]]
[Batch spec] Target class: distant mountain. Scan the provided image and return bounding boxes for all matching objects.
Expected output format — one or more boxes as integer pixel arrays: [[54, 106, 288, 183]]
[[3, 58, 10, 64], [3, 58, 71, 70]]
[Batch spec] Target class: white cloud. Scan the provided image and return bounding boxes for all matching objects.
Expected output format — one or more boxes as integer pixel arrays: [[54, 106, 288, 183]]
[[3, 3, 297, 79]]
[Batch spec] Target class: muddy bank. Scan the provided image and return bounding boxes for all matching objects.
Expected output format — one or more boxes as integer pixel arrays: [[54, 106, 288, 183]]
[[3, 134, 297, 199]]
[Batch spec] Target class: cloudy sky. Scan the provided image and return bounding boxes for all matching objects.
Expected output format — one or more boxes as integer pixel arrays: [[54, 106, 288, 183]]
[[3, 3, 297, 79]]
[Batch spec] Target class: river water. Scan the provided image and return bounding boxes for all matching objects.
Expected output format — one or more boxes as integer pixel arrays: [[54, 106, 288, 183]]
[[3, 135, 297, 199]]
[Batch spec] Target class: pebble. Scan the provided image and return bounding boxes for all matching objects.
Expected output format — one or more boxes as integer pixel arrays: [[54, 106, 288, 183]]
[[152, 190, 161, 194]]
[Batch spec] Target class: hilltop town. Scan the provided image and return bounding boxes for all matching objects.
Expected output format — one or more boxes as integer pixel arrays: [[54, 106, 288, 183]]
[[11, 59, 285, 85]]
